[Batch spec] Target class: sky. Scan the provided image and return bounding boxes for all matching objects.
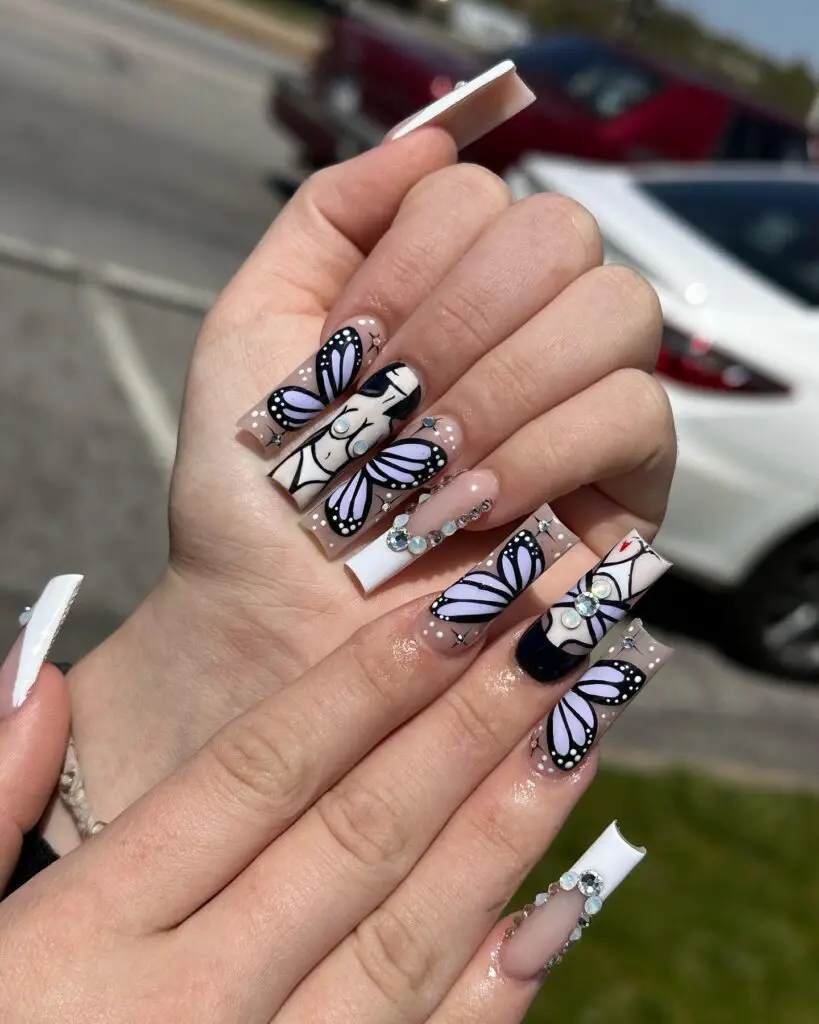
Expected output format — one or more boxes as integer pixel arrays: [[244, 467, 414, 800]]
[[669, 0, 817, 69]]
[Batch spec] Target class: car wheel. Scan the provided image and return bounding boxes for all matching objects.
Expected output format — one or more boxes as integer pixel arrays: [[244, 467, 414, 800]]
[[723, 526, 819, 681]]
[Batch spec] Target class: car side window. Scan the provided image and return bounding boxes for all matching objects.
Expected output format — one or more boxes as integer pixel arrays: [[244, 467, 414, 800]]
[[718, 110, 809, 162], [513, 38, 663, 120]]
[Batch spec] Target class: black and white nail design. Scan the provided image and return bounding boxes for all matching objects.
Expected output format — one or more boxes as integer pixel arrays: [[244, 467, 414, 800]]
[[269, 362, 423, 509], [516, 531, 672, 683]]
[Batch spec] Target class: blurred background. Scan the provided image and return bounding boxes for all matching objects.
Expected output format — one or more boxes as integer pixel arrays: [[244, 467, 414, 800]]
[[1, 0, 818, 1019]]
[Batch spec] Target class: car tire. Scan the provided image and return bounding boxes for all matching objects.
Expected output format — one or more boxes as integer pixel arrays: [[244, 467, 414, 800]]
[[721, 525, 819, 682]]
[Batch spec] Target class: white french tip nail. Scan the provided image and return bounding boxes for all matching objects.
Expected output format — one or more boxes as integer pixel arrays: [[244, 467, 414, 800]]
[[12, 574, 83, 708], [387, 60, 535, 150], [566, 821, 645, 902], [346, 532, 413, 593]]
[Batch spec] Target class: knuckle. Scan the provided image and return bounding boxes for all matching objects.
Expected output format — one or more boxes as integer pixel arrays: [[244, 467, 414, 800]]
[[430, 278, 496, 357], [613, 366, 674, 433], [441, 688, 505, 759], [353, 908, 435, 1006], [406, 161, 511, 215], [344, 635, 405, 714], [205, 711, 311, 818], [516, 192, 602, 265], [317, 778, 411, 869], [463, 804, 530, 886]]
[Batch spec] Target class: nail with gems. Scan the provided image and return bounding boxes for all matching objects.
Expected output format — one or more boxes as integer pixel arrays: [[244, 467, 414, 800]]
[[236, 316, 387, 452], [497, 822, 645, 982], [346, 470, 499, 593], [516, 530, 672, 683], [416, 502, 579, 655], [529, 620, 674, 775], [300, 413, 464, 557]]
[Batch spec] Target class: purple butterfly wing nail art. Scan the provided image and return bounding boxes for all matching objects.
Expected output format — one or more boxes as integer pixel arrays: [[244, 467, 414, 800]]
[[431, 530, 545, 624], [316, 329, 364, 404], [546, 689, 599, 768], [326, 470, 373, 535], [267, 386, 326, 431]]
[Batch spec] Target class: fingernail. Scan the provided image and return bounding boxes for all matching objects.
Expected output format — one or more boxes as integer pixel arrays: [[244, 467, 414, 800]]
[[498, 822, 644, 982], [0, 575, 83, 716], [516, 531, 672, 683], [345, 469, 499, 591], [269, 361, 423, 509], [417, 505, 578, 654], [237, 317, 386, 452], [386, 61, 535, 150], [301, 414, 464, 557], [530, 619, 674, 774]]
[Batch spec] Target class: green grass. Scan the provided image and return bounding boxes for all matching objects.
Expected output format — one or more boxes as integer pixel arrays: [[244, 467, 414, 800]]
[[517, 769, 819, 1024], [251, 0, 322, 29]]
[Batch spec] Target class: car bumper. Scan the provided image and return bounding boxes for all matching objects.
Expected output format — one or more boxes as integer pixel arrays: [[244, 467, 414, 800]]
[[658, 381, 816, 589], [273, 73, 383, 159]]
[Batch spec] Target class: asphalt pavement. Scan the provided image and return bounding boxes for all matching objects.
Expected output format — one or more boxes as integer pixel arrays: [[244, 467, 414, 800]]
[[2, 0, 818, 787]]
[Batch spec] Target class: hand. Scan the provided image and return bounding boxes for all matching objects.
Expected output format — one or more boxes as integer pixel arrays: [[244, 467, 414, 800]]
[[64, 129, 674, 838], [3, 583, 664, 1023]]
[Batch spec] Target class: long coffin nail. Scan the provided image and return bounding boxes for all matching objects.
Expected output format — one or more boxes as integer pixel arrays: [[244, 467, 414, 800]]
[[269, 361, 423, 509], [516, 531, 672, 683], [237, 317, 386, 452], [345, 469, 499, 590], [417, 505, 579, 654], [530, 620, 674, 775], [498, 821, 644, 982], [386, 61, 535, 150], [0, 575, 83, 716], [301, 414, 464, 556]]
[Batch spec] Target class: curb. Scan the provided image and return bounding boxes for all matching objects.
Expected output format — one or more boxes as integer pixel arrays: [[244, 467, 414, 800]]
[[146, 0, 322, 59]]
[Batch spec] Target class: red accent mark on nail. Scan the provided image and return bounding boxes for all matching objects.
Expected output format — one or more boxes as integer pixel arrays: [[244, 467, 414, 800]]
[[620, 540, 633, 552]]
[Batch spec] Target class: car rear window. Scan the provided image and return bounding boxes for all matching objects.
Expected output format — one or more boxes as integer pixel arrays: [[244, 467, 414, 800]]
[[512, 37, 663, 120], [717, 110, 809, 162], [639, 178, 819, 306]]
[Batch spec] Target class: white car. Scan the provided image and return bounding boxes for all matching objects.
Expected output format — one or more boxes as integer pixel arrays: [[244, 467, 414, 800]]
[[506, 159, 819, 679]]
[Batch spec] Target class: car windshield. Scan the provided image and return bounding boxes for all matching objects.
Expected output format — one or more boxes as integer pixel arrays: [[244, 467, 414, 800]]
[[510, 37, 663, 120], [639, 178, 819, 307]]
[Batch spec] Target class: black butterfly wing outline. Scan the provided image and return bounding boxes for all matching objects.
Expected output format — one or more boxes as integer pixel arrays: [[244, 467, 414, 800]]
[[325, 469, 374, 536], [316, 329, 364, 405]]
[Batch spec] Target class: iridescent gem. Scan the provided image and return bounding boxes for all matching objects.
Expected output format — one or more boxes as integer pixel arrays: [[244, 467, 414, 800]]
[[590, 576, 612, 599], [538, 518, 553, 534], [561, 609, 582, 630], [584, 895, 603, 916], [332, 417, 350, 437], [570, 926, 584, 942], [381, 501, 391, 513], [578, 870, 603, 897], [386, 529, 409, 553], [469, 509, 482, 521], [18, 606, 32, 627], [418, 493, 431, 504], [456, 515, 470, 528], [559, 871, 578, 891], [428, 530, 443, 547], [441, 520, 458, 537], [574, 592, 600, 618], [408, 535, 428, 556], [621, 635, 637, 649], [534, 892, 549, 907], [481, 499, 494, 512], [422, 416, 437, 429], [353, 439, 371, 456], [394, 513, 410, 528]]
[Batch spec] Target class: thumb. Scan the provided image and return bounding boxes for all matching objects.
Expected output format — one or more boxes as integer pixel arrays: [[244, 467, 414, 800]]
[[0, 575, 81, 889]]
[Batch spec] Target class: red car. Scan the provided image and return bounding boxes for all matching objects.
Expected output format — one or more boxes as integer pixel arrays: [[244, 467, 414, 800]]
[[274, 8, 810, 173]]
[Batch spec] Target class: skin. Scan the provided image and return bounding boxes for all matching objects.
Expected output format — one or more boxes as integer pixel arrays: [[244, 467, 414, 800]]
[[0, 129, 676, 1019]]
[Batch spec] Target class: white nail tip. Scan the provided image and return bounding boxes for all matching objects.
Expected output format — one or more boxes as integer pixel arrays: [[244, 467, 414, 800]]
[[388, 61, 536, 150], [12, 574, 83, 708], [346, 533, 413, 593], [566, 821, 645, 903]]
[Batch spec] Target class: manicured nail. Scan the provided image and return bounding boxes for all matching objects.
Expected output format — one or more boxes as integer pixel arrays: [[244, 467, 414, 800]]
[[386, 61, 535, 150], [345, 469, 499, 591], [498, 822, 644, 982], [0, 575, 83, 716], [269, 361, 423, 509], [237, 317, 386, 451], [301, 414, 464, 557], [417, 505, 578, 654], [530, 620, 674, 775], [516, 531, 671, 683]]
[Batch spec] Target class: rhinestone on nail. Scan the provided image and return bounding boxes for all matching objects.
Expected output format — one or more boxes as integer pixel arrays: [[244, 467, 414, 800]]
[[332, 417, 351, 437], [590, 576, 612, 600], [353, 439, 371, 456], [578, 870, 603, 897], [584, 895, 603, 916], [408, 536, 428, 555], [561, 609, 582, 630], [559, 871, 577, 891], [386, 528, 409, 553], [441, 520, 458, 537], [574, 592, 600, 618]]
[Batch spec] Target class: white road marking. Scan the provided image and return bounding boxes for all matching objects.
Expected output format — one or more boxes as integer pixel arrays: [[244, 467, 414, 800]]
[[81, 282, 179, 478]]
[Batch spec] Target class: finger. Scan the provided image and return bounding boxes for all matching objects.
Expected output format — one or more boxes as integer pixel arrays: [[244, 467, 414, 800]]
[[299, 200, 609, 549], [425, 825, 647, 1024], [192, 618, 590, 1016], [237, 163, 510, 454], [0, 575, 81, 887], [217, 130, 457, 329], [273, 649, 597, 1024], [66, 599, 485, 932]]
